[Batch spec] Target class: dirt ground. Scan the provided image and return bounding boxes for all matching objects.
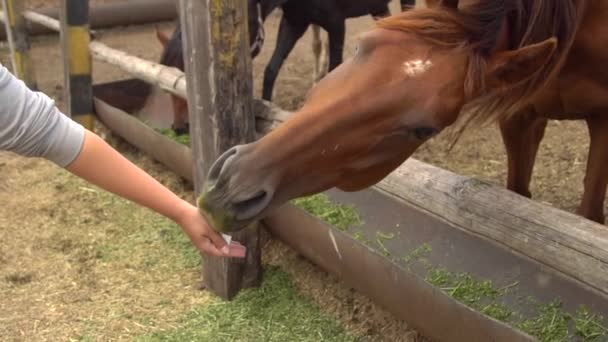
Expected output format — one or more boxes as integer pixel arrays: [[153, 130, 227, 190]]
[[0, 0, 595, 341]]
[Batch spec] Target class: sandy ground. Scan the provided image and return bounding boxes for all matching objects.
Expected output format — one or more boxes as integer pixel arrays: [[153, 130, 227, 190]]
[[0, 0, 597, 340]]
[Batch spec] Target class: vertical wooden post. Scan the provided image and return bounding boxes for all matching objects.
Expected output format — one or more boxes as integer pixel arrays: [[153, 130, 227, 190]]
[[59, 0, 94, 130], [1, 0, 37, 89], [179, 0, 262, 300]]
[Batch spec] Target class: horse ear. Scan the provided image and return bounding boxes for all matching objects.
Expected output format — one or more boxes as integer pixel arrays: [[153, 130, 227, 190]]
[[155, 25, 169, 48], [486, 37, 557, 89]]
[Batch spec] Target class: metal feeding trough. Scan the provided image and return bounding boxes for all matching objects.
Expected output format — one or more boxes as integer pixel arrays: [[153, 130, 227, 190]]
[[92, 79, 608, 342]]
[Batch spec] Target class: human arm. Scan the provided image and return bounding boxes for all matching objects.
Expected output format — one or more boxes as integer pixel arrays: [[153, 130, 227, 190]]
[[0, 63, 244, 258], [65, 130, 245, 258]]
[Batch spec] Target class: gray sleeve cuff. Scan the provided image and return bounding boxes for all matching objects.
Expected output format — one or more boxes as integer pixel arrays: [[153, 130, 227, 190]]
[[44, 112, 86, 167]]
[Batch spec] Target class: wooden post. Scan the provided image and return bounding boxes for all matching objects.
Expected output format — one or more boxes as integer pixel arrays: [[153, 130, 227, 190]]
[[1, 0, 37, 89], [59, 0, 94, 130], [179, 0, 261, 300]]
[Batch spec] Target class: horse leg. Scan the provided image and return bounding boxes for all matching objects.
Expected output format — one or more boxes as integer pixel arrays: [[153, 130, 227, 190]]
[[326, 20, 346, 72], [577, 116, 608, 223], [171, 95, 189, 135], [499, 108, 547, 198], [320, 33, 329, 77], [401, 0, 416, 11], [311, 25, 327, 84], [262, 16, 309, 101], [371, 5, 391, 20]]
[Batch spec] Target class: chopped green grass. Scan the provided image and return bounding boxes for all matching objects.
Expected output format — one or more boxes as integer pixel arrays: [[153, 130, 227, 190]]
[[574, 306, 608, 341], [154, 223, 202, 268], [425, 267, 607, 341], [515, 300, 608, 342], [289, 193, 608, 342], [426, 267, 516, 322], [293, 194, 362, 231], [403, 243, 432, 265], [375, 231, 394, 257], [156, 128, 191, 146], [517, 300, 571, 341], [135, 267, 357, 342]]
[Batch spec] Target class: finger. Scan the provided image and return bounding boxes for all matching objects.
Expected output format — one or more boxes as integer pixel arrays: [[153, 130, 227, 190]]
[[195, 237, 225, 257], [206, 229, 229, 250], [223, 242, 247, 258]]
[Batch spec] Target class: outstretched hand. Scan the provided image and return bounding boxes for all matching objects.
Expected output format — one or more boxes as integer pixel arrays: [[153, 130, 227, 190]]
[[176, 203, 247, 258], [65, 130, 246, 259]]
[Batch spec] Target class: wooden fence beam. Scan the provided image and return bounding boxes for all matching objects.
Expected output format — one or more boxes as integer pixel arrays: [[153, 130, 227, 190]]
[[89, 41, 187, 99], [1, 0, 36, 89], [179, 0, 261, 300], [376, 159, 608, 296], [0, 0, 178, 40], [60, 0, 94, 130], [1, 8, 188, 100]]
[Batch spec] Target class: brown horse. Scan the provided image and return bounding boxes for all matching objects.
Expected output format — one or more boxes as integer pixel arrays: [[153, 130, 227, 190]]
[[199, 0, 608, 232]]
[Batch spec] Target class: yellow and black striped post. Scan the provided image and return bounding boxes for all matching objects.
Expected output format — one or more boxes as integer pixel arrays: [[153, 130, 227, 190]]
[[59, 0, 94, 130], [1, 0, 37, 89]]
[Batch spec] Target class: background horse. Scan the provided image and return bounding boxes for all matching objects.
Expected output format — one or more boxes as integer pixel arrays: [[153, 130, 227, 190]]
[[156, 0, 266, 135], [199, 0, 607, 232], [156, 0, 415, 134], [251, 0, 416, 101], [311, 1, 418, 85]]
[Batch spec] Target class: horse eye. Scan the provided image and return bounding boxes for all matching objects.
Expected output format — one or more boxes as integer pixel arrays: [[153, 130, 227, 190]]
[[412, 126, 438, 140]]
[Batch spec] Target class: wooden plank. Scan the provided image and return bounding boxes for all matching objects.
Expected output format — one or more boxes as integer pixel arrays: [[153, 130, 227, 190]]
[[59, 0, 94, 130], [23, 10, 60, 31], [89, 41, 187, 99], [4, 8, 188, 100], [1, 0, 37, 88], [0, 0, 178, 40], [376, 159, 608, 296], [179, 0, 261, 300]]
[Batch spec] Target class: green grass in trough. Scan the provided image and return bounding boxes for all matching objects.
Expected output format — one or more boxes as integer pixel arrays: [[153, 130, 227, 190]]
[[516, 300, 607, 342], [155, 128, 191, 146], [292, 194, 362, 231], [426, 267, 517, 322], [294, 194, 608, 342], [425, 266, 607, 341], [135, 267, 357, 342]]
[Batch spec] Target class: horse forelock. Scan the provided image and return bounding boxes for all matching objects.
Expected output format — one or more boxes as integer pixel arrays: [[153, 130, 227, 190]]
[[376, 0, 584, 126]]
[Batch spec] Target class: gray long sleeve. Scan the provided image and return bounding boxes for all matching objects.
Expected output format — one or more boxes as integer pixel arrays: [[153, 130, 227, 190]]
[[0, 64, 85, 167]]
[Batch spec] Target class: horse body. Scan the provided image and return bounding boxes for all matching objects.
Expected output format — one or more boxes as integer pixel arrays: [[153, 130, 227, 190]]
[[501, 0, 608, 222], [199, 0, 608, 232], [547, 3, 608, 118]]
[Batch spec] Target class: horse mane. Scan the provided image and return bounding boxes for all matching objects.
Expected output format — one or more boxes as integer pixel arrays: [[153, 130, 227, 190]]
[[159, 22, 184, 71], [377, 0, 582, 125]]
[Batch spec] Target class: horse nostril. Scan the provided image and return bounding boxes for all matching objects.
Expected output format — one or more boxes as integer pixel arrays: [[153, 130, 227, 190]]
[[233, 190, 273, 221], [207, 146, 239, 186]]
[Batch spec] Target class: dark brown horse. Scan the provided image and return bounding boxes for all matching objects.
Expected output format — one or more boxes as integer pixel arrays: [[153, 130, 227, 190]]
[[199, 0, 608, 232]]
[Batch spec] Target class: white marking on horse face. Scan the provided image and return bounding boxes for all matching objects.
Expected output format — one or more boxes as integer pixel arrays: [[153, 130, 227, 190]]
[[402, 59, 433, 77]]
